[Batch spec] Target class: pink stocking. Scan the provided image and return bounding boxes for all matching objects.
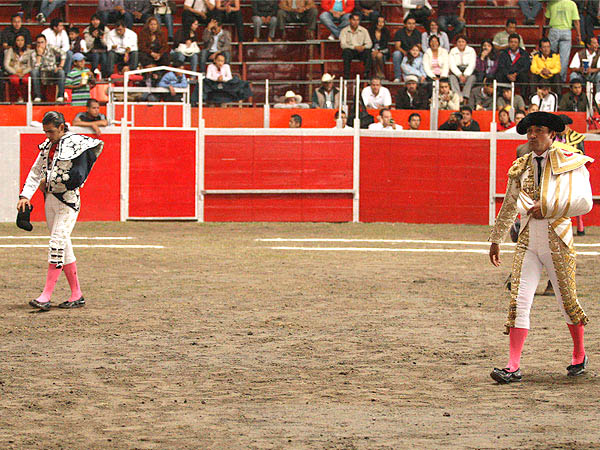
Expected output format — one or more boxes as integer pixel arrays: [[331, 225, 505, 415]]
[[35, 263, 62, 303], [63, 262, 82, 302], [507, 327, 528, 372], [567, 323, 585, 365]]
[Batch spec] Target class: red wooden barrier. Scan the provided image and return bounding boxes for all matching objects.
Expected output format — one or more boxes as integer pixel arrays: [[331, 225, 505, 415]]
[[128, 130, 196, 218], [20, 133, 121, 222], [360, 137, 491, 224]]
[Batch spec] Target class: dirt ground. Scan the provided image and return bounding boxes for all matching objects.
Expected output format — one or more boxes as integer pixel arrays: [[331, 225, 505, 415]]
[[1, 221, 599, 449]]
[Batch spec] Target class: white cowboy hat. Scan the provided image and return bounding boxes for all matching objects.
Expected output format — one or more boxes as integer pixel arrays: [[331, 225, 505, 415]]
[[283, 90, 302, 103], [321, 73, 335, 82]]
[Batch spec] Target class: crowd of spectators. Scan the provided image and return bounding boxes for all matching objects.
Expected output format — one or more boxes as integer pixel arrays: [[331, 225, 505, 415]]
[[0, 0, 598, 124]]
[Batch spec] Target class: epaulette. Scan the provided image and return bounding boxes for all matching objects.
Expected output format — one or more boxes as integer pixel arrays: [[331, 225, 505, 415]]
[[508, 153, 531, 179]]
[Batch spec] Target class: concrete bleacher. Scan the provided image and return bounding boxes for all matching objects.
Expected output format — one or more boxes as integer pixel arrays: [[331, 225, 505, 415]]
[[0, 0, 589, 105]]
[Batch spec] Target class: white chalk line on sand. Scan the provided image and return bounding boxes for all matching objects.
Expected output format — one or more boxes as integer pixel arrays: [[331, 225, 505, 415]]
[[0, 236, 134, 240], [257, 238, 600, 247], [0, 244, 164, 249], [268, 246, 600, 256]]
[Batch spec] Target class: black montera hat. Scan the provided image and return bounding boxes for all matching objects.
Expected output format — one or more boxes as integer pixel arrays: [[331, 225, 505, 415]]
[[516, 111, 565, 135], [558, 113, 573, 125]]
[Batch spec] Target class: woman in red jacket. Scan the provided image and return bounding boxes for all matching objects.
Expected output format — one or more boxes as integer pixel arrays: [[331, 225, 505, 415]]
[[320, 0, 354, 39], [138, 16, 170, 68]]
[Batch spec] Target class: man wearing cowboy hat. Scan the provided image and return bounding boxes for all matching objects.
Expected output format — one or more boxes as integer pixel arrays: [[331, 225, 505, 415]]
[[273, 90, 309, 108], [312, 73, 340, 109], [489, 111, 594, 383]]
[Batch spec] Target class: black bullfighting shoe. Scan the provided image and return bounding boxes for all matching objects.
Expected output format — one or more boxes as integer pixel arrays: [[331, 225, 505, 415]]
[[29, 299, 51, 311], [567, 355, 588, 377], [490, 367, 522, 384], [58, 297, 86, 309]]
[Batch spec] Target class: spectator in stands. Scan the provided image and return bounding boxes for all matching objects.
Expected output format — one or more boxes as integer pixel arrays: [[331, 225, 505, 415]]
[[530, 84, 558, 111], [395, 74, 428, 109], [368, 107, 402, 130], [369, 16, 389, 79], [106, 21, 139, 74], [459, 105, 480, 131], [402, 0, 432, 27], [504, 108, 526, 132], [400, 44, 426, 82], [496, 33, 531, 96], [423, 35, 449, 81], [65, 52, 94, 106], [83, 14, 110, 78], [530, 36, 561, 84], [497, 107, 514, 130], [492, 19, 524, 52], [519, 0, 541, 25], [437, 0, 465, 43], [274, 90, 310, 108], [558, 80, 589, 111], [98, 0, 127, 26], [30, 33, 66, 102], [354, 0, 380, 22], [200, 18, 231, 72], [527, 102, 539, 113], [312, 73, 339, 108], [392, 16, 421, 82], [421, 19, 449, 53], [4, 34, 32, 102], [172, 18, 201, 73], [361, 76, 391, 109], [159, 58, 188, 101], [38, 0, 66, 24], [546, 0, 581, 82], [474, 39, 497, 82], [151, 0, 175, 42], [276, 0, 318, 40], [569, 36, 600, 85], [214, 0, 244, 42], [20, 0, 39, 22], [252, 0, 278, 42], [206, 51, 231, 81], [468, 76, 494, 110], [2, 14, 32, 50], [42, 18, 72, 74], [580, 0, 600, 43], [408, 112, 421, 129], [289, 114, 302, 127], [497, 85, 525, 111], [110, 62, 143, 86], [438, 110, 462, 130], [320, 0, 354, 40], [72, 98, 109, 135], [138, 16, 169, 68], [448, 34, 476, 104], [438, 77, 460, 110], [333, 110, 352, 128], [340, 13, 372, 79], [68, 27, 87, 57], [183, 0, 215, 29], [124, 0, 153, 30]]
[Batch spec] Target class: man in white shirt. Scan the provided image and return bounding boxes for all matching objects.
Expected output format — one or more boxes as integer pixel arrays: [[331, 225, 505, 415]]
[[42, 18, 72, 74], [183, 0, 215, 28], [106, 21, 139, 74], [530, 84, 558, 112], [361, 77, 391, 109], [569, 36, 600, 85], [368, 107, 403, 130]]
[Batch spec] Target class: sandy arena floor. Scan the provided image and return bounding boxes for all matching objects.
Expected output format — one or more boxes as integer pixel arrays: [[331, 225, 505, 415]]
[[0, 221, 599, 449]]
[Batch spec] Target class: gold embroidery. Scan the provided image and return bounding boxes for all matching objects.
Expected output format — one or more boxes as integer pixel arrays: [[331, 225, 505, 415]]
[[505, 223, 530, 334]]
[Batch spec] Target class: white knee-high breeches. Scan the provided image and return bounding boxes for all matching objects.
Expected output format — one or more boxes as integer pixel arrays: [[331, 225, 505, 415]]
[[45, 194, 79, 267], [514, 218, 572, 329]]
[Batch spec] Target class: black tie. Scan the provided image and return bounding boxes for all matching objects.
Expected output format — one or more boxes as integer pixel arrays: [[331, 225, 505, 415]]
[[535, 156, 544, 186]]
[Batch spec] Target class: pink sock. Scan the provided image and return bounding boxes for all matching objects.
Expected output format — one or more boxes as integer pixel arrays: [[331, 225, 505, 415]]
[[576, 216, 584, 233], [35, 263, 62, 303], [507, 327, 528, 372], [63, 262, 82, 302], [567, 323, 585, 365]]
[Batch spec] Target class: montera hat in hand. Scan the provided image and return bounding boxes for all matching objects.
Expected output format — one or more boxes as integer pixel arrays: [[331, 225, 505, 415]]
[[16, 203, 33, 231], [516, 111, 565, 135]]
